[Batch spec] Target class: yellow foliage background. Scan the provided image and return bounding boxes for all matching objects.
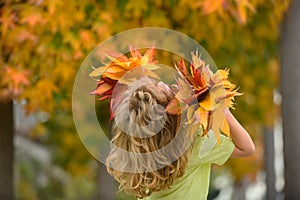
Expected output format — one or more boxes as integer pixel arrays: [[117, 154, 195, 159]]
[[0, 0, 291, 199]]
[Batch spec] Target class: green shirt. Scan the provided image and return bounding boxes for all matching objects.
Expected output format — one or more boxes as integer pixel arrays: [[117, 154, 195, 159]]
[[142, 131, 235, 200]]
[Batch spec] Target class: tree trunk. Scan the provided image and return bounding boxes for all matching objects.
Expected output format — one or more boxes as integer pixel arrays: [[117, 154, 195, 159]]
[[264, 127, 276, 199], [0, 101, 14, 200], [232, 181, 246, 200], [280, 1, 300, 199], [96, 163, 117, 200]]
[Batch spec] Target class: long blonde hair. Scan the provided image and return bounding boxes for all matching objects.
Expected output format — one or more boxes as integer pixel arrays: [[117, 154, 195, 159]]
[[106, 77, 193, 198]]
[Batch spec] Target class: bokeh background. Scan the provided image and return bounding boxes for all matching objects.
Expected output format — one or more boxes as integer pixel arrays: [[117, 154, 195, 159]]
[[1, 0, 299, 199]]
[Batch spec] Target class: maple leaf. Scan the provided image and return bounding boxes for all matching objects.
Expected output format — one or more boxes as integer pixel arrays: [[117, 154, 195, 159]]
[[0, 9, 17, 36], [236, 0, 255, 24], [20, 6, 45, 27], [174, 57, 209, 104], [90, 45, 159, 119], [36, 79, 59, 99], [1, 67, 30, 100], [165, 97, 181, 115], [202, 0, 226, 14], [169, 52, 241, 143], [124, 0, 148, 18]]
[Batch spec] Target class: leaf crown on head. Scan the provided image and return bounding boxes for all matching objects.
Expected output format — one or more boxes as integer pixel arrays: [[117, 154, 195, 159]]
[[90, 46, 241, 143]]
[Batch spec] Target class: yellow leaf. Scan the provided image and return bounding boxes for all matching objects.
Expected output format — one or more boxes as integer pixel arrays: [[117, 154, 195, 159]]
[[194, 107, 209, 133], [53, 63, 75, 84], [103, 71, 126, 80], [188, 121, 201, 140], [235, 0, 255, 24], [0, 8, 17, 36], [118, 67, 160, 85], [187, 104, 198, 122], [20, 6, 45, 27], [144, 64, 161, 71], [125, 0, 148, 18], [89, 66, 108, 77], [221, 119, 230, 137], [36, 79, 59, 99], [212, 69, 229, 82], [202, 0, 225, 14], [211, 105, 226, 143]]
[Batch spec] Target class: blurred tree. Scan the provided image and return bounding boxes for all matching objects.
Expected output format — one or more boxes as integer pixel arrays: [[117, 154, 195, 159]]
[[0, 101, 13, 200], [0, 0, 291, 199], [280, 0, 300, 198]]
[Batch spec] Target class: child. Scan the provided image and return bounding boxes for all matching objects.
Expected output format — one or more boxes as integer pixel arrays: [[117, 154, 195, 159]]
[[92, 47, 255, 200]]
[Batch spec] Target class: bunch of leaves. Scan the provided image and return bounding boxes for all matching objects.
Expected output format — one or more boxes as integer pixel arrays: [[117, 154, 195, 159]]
[[89, 46, 161, 119], [166, 52, 241, 142]]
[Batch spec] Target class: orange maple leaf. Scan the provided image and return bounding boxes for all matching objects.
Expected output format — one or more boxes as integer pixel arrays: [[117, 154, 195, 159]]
[[1, 67, 30, 100], [90, 45, 158, 119], [202, 0, 226, 14]]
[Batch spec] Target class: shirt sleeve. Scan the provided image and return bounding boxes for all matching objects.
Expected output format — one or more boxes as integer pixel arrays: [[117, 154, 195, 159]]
[[198, 133, 235, 165]]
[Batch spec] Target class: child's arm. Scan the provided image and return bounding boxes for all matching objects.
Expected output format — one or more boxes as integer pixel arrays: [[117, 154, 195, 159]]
[[225, 109, 255, 158]]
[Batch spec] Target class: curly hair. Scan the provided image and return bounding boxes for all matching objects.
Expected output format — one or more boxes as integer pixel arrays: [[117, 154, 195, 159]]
[[106, 77, 193, 199]]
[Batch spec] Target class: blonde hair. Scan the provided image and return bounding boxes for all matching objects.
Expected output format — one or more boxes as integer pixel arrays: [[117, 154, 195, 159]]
[[106, 77, 193, 198]]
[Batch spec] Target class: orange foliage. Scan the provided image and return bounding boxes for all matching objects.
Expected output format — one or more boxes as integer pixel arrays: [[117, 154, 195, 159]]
[[0, 0, 291, 184]]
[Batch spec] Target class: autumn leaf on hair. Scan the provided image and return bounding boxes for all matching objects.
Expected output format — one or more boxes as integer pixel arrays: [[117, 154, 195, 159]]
[[90, 45, 159, 119], [90, 46, 157, 97]]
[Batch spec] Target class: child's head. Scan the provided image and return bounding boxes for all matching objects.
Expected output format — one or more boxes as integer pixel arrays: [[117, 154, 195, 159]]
[[106, 77, 192, 198]]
